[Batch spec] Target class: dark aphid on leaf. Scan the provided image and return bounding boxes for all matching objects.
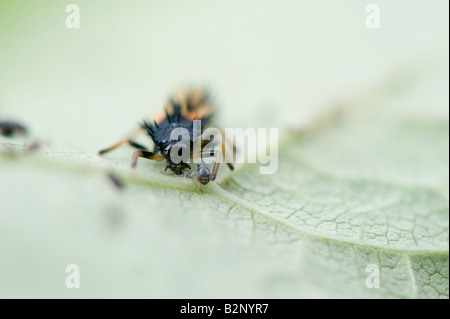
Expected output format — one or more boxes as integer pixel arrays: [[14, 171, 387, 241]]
[[0, 120, 27, 137], [98, 89, 234, 185], [107, 171, 125, 191], [0, 120, 41, 153]]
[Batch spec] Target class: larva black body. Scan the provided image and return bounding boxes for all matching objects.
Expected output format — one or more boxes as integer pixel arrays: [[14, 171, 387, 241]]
[[98, 89, 234, 185], [140, 101, 211, 175]]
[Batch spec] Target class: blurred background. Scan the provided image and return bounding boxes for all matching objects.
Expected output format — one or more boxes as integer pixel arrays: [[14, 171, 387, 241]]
[[0, 0, 448, 298], [1, 0, 447, 149]]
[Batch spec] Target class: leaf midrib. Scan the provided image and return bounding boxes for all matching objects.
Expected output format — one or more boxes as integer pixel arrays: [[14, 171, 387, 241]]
[[2, 150, 448, 256]]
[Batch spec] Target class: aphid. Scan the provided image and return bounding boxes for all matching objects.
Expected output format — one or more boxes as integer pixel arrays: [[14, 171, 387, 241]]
[[0, 120, 42, 154], [107, 171, 125, 190], [0, 120, 27, 137], [98, 89, 234, 185]]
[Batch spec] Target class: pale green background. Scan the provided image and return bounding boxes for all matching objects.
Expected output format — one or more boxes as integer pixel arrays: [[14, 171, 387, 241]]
[[0, 1, 448, 298], [1, 0, 447, 149]]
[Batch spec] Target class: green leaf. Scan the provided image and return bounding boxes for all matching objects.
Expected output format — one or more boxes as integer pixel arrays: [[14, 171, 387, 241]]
[[1, 94, 448, 298], [0, 0, 448, 299], [220, 110, 449, 298]]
